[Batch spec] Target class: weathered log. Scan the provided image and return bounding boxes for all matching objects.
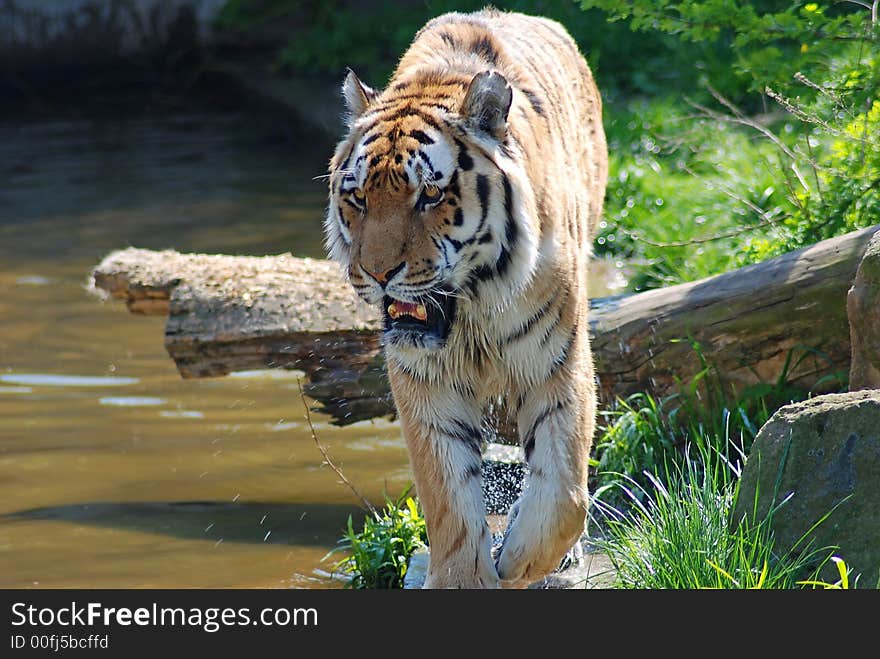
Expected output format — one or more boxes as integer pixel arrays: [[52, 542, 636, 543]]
[[90, 225, 880, 428], [848, 231, 880, 390], [92, 250, 390, 424]]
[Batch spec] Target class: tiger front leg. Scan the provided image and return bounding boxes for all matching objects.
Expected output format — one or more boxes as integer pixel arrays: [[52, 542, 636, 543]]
[[388, 367, 499, 589], [494, 361, 595, 588]]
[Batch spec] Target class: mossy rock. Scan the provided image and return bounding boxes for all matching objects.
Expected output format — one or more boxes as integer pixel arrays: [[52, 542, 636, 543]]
[[734, 391, 880, 588]]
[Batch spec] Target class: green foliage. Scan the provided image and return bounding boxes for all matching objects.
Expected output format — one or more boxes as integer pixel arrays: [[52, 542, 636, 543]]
[[594, 441, 840, 589], [592, 342, 845, 508], [585, 1, 879, 288], [738, 95, 880, 262], [328, 491, 427, 589], [597, 98, 785, 289], [579, 1, 877, 98]]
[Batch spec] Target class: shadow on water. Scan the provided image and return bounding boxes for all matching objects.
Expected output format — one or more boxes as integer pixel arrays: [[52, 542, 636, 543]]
[[4, 501, 366, 548]]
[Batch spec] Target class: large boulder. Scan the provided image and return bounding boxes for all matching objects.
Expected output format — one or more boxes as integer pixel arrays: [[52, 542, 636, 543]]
[[848, 231, 880, 390], [734, 391, 880, 588]]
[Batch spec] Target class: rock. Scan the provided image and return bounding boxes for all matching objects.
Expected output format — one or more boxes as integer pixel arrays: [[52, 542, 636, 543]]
[[734, 391, 880, 588], [848, 231, 880, 390], [402, 541, 617, 589], [402, 549, 429, 589]]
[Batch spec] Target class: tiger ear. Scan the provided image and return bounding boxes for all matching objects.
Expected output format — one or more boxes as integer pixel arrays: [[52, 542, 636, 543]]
[[342, 68, 378, 122], [460, 70, 512, 139]]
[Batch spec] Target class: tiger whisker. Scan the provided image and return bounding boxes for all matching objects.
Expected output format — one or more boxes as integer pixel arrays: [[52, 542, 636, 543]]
[[424, 293, 447, 320], [433, 289, 467, 301]]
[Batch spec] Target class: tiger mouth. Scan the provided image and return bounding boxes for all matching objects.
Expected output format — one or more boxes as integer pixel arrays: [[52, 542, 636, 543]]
[[381, 294, 456, 344]]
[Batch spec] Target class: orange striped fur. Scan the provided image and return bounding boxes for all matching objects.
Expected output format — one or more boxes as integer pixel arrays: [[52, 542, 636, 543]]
[[325, 9, 607, 588]]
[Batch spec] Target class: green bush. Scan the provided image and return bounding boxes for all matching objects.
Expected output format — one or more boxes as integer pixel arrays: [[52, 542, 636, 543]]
[[585, 1, 879, 288], [328, 491, 427, 589], [597, 98, 785, 290], [738, 95, 880, 263], [594, 440, 842, 589]]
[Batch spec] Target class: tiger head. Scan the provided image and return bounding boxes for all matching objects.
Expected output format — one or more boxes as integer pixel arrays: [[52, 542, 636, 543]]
[[325, 68, 540, 350]]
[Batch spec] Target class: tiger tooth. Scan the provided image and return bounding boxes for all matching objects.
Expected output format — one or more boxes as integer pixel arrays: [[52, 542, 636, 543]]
[[414, 304, 427, 321], [388, 303, 398, 318]]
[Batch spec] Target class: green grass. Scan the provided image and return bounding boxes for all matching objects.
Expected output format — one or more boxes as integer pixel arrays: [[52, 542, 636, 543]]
[[592, 441, 841, 589], [597, 96, 796, 291], [327, 491, 427, 589], [590, 342, 845, 509]]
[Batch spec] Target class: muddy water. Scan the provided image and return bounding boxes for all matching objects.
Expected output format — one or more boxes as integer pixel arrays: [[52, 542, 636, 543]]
[[0, 108, 626, 588]]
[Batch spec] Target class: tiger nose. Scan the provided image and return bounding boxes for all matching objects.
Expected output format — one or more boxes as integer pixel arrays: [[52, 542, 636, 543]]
[[363, 262, 405, 285]]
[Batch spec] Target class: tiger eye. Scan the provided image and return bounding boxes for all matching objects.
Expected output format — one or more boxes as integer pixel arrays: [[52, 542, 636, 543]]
[[422, 183, 442, 203]]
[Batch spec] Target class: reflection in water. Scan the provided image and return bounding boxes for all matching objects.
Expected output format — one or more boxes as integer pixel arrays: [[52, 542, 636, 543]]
[[0, 108, 412, 588], [98, 397, 167, 407], [1, 374, 140, 387]]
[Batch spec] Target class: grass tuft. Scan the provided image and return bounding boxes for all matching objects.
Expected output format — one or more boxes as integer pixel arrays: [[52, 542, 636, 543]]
[[327, 490, 427, 589], [592, 441, 840, 589]]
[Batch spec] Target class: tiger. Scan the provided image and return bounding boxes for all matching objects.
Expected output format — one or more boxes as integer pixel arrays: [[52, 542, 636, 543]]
[[324, 8, 608, 588]]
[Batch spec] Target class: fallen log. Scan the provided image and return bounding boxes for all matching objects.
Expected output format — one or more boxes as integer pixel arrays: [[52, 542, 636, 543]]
[[90, 225, 879, 429]]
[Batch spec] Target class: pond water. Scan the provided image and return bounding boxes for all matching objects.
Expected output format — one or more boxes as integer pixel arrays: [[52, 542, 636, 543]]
[[0, 105, 626, 588]]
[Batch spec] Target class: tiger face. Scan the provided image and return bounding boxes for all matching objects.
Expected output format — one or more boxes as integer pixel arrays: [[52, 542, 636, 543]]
[[326, 69, 537, 350]]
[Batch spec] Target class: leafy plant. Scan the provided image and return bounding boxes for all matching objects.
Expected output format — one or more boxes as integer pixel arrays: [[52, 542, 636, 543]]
[[579, 1, 878, 99], [584, 1, 879, 288], [591, 340, 842, 508], [328, 490, 427, 589]]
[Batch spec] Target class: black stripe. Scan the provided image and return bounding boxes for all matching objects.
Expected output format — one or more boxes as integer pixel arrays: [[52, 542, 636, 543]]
[[521, 89, 545, 117], [496, 246, 511, 276], [424, 102, 453, 113], [465, 264, 494, 296], [455, 139, 474, 171], [449, 420, 482, 456], [547, 325, 577, 378], [447, 237, 463, 252], [476, 174, 490, 231], [470, 35, 498, 64], [453, 208, 464, 226], [477, 230, 492, 244], [523, 436, 536, 462], [338, 147, 353, 174], [439, 30, 459, 48], [537, 309, 564, 349], [418, 149, 435, 172], [375, 106, 443, 131], [409, 129, 434, 145], [368, 154, 383, 168], [336, 204, 350, 229], [502, 174, 518, 249], [506, 297, 556, 343], [447, 169, 460, 198], [399, 277, 436, 287], [523, 401, 565, 463], [361, 132, 382, 146]]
